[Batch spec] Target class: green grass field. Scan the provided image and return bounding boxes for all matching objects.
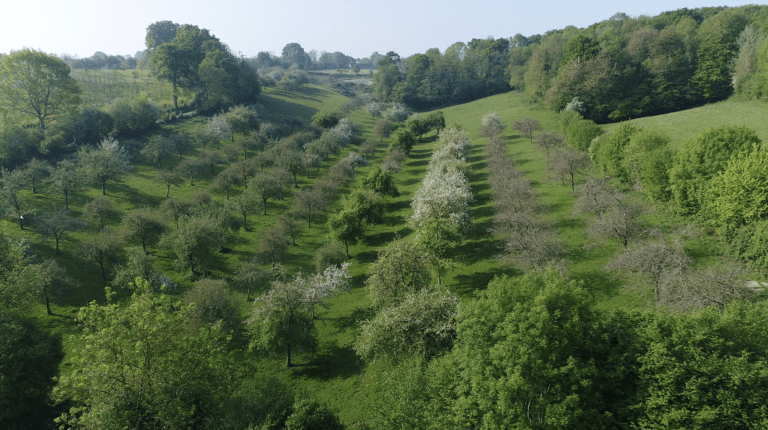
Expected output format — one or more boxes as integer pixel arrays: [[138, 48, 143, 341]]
[[8, 82, 758, 426], [604, 98, 768, 149]]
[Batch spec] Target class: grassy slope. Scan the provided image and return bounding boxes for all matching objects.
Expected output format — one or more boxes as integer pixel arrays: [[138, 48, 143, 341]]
[[10, 82, 755, 427], [603, 98, 768, 149]]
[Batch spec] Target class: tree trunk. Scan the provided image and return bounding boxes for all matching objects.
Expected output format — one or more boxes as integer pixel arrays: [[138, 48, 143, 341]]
[[102, 180, 107, 196], [263, 199, 267, 215], [166, 186, 170, 198], [45, 294, 51, 315], [64, 191, 69, 210], [99, 260, 106, 280], [286, 343, 292, 367]]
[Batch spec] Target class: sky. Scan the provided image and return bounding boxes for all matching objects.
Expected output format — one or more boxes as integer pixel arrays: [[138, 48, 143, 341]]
[[0, 0, 759, 60]]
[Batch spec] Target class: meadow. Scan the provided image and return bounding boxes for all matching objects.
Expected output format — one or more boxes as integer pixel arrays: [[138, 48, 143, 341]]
[[9, 80, 753, 425]]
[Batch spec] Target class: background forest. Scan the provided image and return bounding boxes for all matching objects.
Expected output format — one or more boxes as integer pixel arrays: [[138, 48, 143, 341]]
[[3, 4, 768, 430]]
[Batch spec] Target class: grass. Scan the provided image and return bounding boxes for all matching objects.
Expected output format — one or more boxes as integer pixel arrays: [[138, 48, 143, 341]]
[[8, 81, 761, 427], [603, 98, 768, 149]]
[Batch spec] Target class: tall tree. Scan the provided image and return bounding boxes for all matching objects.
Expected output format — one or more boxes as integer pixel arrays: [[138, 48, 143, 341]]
[[0, 49, 81, 136]]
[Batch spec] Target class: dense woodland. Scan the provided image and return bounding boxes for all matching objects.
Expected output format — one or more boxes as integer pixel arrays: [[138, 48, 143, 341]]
[[3, 5, 768, 430]]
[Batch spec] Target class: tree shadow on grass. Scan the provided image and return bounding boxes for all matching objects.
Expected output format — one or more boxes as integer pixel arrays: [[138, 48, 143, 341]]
[[571, 269, 622, 300], [451, 266, 517, 296], [292, 344, 365, 381]]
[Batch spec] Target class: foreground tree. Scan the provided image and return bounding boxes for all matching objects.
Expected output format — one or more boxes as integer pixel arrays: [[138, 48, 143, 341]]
[[365, 237, 433, 308], [0, 48, 81, 136], [55, 281, 235, 429], [355, 287, 458, 362], [247, 274, 318, 367]]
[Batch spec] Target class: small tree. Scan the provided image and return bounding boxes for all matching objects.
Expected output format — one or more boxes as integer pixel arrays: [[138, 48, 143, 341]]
[[389, 128, 416, 155], [22, 158, 50, 194], [83, 195, 114, 229], [230, 188, 258, 231], [548, 146, 591, 193], [0, 167, 29, 229], [37, 209, 86, 254], [214, 167, 240, 200], [141, 134, 174, 170], [533, 131, 564, 161], [276, 212, 301, 246], [294, 188, 325, 227], [78, 137, 132, 195], [47, 160, 83, 210], [328, 209, 363, 258], [258, 226, 289, 267], [157, 169, 183, 198], [375, 119, 393, 142], [513, 117, 542, 142], [122, 208, 167, 253], [176, 158, 204, 186], [315, 242, 346, 273], [160, 214, 220, 276], [185, 278, 239, 332], [480, 111, 505, 138], [247, 275, 318, 367], [34, 259, 74, 315], [234, 258, 268, 301], [80, 228, 123, 280], [249, 172, 281, 215]]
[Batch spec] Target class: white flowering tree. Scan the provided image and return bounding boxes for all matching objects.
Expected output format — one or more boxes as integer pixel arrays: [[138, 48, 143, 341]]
[[480, 111, 506, 137], [304, 262, 351, 319]]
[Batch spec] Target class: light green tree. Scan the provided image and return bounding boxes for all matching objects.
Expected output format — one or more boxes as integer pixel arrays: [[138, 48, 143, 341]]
[[0, 49, 81, 136]]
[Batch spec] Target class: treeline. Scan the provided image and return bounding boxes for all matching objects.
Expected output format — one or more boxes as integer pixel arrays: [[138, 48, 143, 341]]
[[374, 5, 768, 119]]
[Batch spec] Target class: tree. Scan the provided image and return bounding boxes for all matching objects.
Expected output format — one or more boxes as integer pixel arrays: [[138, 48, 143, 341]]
[[145, 20, 179, 49], [670, 125, 760, 215], [548, 146, 591, 193], [365, 237, 432, 308], [160, 214, 220, 276], [389, 128, 416, 155], [277, 147, 306, 187], [512, 117, 542, 142], [303, 263, 351, 319], [82, 195, 114, 229], [258, 226, 289, 267], [277, 213, 301, 246], [169, 132, 194, 160], [78, 137, 132, 195], [249, 171, 281, 215], [21, 158, 50, 194], [176, 157, 204, 186], [47, 159, 82, 209], [479, 111, 505, 137], [294, 188, 325, 228], [37, 209, 85, 254], [0, 167, 28, 229], [34, 258, 74, 315], [185, 278, 239, 332], [122, 208, 167, 253], [157, 169, 183, 197], [141, 134, 174, 170], [230, 188, 258, 231], [362, 166, 400, 197], [706, 143, 768, 232], [55, 281, 235, 429], [0, 49, 81, 136], [327, 209, 363, 258], [314, 242, 346, 273], [247, 274, 318, 367], [533, 131, 564, 161], [80, 228, 123, 280], [234, 258, 268, 301], [355, 287, 457, 362], [111, 246, 160, 291], [375, 119, 393, 142]]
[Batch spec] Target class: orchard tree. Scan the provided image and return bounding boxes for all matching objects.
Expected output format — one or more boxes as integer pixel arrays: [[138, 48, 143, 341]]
[[34, 258, 74, 315], [303, 263, 351, 319], [78, 137, 132, 195], [122, 208, 168, 253], [513, 117, 542, 142], [21, 158, 50, 194], [365, 237, 433, 308], [249, 171, 281, 215], [233, 258, 268, 301], [82, 195, 114, 229], [277, 213, 301, 246], [533, 131, 564, 161], [141, 134, 174, 170], [80, 229, 123, 280], [157, 169, 183, 197], [0, 49, 81, 136], [176, 157, 204, 186], [294, 188, 325, 227], [47, 160, 82, 210], [375, 119, 393, 142], [355, 287, 457, 361], [389, 128, 416, 155], [247, 274, 318, 367], [160, 214, 220, 276], [479, 111, 505, 137], [0, 167, 29, 229], [328, 209, 363, 258], [548, 146, 591, 193], [230, 188, 258, 231], [37, 209, 86, 254], [258, 226, 289, 267]]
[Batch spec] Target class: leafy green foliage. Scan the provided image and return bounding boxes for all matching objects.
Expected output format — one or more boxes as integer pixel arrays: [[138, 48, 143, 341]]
[[55, 281, 235, 429], [591, 122, 641, 182], [670, 125, 761, 215]]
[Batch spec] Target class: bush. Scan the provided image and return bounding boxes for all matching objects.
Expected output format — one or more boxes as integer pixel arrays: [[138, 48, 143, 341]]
[[591, 122, 641, 182], [107, 95, 159, 135]]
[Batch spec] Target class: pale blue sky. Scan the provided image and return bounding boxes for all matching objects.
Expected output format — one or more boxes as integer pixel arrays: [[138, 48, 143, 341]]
[[0, 1, 759, 59]]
